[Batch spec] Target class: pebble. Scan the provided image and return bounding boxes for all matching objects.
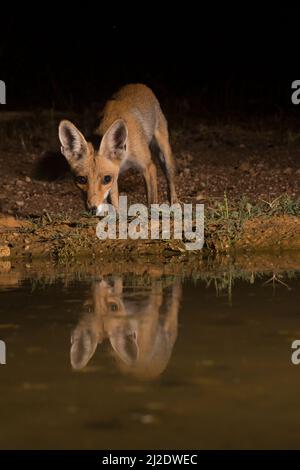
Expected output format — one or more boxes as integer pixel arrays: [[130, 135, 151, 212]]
[[0, 245, 10, 258], [238, 161, 251, 172], [196, 192, 205, 201]]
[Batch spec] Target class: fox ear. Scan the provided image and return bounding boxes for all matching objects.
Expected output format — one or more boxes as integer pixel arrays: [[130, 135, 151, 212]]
[[70, 328, 99, 370], [100, 119, 128, 159], [110, 332, 138, 365], [58, 120, 88, 165]]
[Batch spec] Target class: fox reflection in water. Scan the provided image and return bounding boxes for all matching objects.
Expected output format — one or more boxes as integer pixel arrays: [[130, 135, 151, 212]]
[[70, 277, 182, 379]]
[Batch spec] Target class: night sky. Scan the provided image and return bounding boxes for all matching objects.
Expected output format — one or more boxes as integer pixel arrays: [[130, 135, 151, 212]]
[[0, 5, 298, 110]]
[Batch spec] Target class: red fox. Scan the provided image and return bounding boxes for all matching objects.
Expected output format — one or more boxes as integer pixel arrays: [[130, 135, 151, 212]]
[[58, 84, 177, 215]]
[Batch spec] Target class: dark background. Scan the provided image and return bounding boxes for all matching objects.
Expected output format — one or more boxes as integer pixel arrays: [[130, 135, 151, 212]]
[[0, 5, 298, 113]]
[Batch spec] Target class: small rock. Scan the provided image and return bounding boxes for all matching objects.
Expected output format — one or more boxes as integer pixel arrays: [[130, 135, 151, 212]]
[[0, 245, 10, 258], [16, 201, 24, 207], [283, 167, 293, 176], [249, 168, 258, 177], [183, 153, 193, 163], [238, 161, 251, 172], [0, 216, 30, 229], [0, 261, 11, 272], [196, 192, 206, 201], [25, 176, 31, 183]]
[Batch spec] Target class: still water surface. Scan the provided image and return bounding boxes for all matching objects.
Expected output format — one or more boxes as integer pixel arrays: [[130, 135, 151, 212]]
[[0, 267, 300, 449]]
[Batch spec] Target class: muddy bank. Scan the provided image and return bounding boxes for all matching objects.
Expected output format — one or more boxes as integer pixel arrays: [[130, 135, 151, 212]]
[[1, 214, 300, 287], [1, 213, 300, 262], [235, 215, 300, 250]]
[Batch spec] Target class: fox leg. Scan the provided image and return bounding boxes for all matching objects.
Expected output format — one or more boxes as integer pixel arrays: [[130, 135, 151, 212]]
[[154, 111, 178, 204], [163, 281, 182, 333], [143, 162, 158, 206], [148, 161, 158, 205]]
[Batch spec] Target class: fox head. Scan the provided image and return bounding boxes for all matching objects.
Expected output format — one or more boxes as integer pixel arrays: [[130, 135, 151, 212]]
[[58, 119, 128, 214]]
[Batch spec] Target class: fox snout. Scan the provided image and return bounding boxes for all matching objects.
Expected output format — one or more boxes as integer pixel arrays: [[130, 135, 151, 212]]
[[87, 188, 111, 216]]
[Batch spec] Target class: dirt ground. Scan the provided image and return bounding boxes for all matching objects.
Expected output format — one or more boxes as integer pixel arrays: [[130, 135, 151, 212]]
[[1, 110, 300, 217], [0, 109, 300, 260]]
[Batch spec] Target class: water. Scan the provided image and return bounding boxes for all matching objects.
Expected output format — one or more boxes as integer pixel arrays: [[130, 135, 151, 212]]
[[0, 264, 300, 449]]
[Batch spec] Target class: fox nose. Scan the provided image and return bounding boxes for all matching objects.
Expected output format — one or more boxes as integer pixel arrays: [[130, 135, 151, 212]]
[[90, 206, 97, 216]]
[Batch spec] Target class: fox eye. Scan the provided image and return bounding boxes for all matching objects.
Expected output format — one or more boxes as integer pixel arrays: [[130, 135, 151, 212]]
[[109, 302, 118, 312], [102, 175, 112, 185], [75, 176, 87, 185]]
